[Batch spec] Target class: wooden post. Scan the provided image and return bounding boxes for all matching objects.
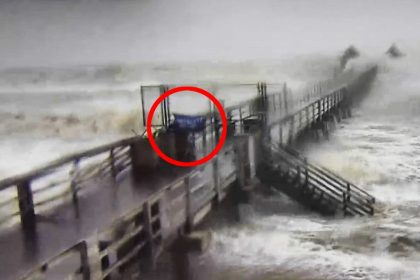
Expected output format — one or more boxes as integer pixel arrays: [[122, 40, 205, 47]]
[[263, 83, 267, 105], [317, 100, 321, 121], [70, 160, 80, 214], [326, 96, 330, 114], [208, 100, 214, 149], [273, 94, 276, 111], [326, 95, 330, 113], [17, 181, 36, 231], [296, 166, 301, 184], [159, 86, 166, 127], [261, 83, 267, 111], [239, 107, 243, 134], [78, 241, 91, 280], [330, 95, 333, 111], [170, 247, 191, 280], [329, 93, 332, 108], [214, 117, 220, 144], [312, 103, 315, 124], [234, 139, 245, 189], [346, 183, 351, 203], [70, 159, 80, 224], [306, 106, 310, 127], [288, 116, 295, 145], [342, 192, 347, 216], [184, 176, 192, 233], [213, 158, 221, 202], [140, 86, 146, 128], [266, 125, 272, 142], [278, 92, 282, 113], [279, 125, 283, 147], [325, 97, 328, 114], [143, 201, 156, 264], [335, 91, 338, 105], [283, 83, 288, 114], [325, 97, 328, 115], [169, 231, 211, 280], [202, 125, 207, 155], [298, 110, 302, 130], [110, 148, 117, 180]]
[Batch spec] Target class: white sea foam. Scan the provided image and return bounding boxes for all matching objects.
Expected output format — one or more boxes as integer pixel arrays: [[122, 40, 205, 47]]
[[185, 54, 420, 279], [0, 57, 337, 178], [2, 53, 420, 279]]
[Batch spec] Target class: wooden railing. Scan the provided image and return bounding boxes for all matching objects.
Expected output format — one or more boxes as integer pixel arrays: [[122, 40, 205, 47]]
[[0, 68, 369, 279], [0, 136, 137, 229], [0, 76, 353, 230], [265, 144, 375, 216], [21, 241, 90, 280], [283, 146, 375, 202]]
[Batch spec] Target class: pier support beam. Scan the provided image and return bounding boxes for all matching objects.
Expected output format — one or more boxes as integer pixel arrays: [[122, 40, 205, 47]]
[[169, 231, 211, 280], [130, 138, 159, 180], [17, 181, 40, 259], [338, 104, 352, 120], [233, 135, 255, 221]]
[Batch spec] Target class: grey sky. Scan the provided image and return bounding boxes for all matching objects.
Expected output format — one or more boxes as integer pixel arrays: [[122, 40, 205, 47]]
[[1, 0, 419, 68]]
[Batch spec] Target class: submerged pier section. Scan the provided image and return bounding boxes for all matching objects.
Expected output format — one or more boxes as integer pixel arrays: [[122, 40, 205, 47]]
[[259, 146, 375, 216], [0, 66, 377, 280]]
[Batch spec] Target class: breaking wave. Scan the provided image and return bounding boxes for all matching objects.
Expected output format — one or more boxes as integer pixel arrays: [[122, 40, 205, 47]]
[[173, 51, 420, 280], [0, 56, 342, 179], [0, 109, 141, 138]]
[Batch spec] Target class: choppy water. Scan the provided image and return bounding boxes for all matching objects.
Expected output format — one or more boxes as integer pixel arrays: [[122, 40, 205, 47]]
[[1, 55, 419, 279], [0, 58, 337, 179], [182, 112, 420, 280], [0, 89, 141, 178], [173, 60, 420, 280]]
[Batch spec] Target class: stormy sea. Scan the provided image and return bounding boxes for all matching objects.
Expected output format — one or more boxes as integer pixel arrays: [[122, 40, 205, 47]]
[[164, 57, 420, 280], [1, 52, 419, 280]]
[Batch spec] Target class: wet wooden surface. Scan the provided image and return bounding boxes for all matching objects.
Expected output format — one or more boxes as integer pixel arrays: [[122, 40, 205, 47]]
[[0, 69, 380, 279], [0, 165, 189, 280]]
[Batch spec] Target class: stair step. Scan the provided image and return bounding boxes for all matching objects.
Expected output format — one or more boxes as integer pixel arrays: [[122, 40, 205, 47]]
[[257, 145, 375, 217]]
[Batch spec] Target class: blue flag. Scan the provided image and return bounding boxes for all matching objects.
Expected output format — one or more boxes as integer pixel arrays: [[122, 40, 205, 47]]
[[169, 114, 206, 132]]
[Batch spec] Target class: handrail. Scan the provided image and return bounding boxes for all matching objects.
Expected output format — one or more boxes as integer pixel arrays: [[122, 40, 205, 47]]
[[261, 142, 374, 216], [0, 67, 378, 280], [282, 145, 374, 201], [0, 136, 139, 190], [270, 144, 373, 202], [266, 87, 345, 129], [270, 155, 373, 216], [273, 148, 369, 203]]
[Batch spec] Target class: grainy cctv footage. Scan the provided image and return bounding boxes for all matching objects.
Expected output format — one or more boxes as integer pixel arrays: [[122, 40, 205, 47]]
[[0, 1, 418, 279]]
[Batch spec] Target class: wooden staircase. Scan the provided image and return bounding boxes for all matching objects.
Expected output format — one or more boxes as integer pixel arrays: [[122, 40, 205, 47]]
[[257, 144, 375, 216]]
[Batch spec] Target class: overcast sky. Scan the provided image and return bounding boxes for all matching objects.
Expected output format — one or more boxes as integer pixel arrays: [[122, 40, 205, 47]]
[[1, 0, 419, 68]]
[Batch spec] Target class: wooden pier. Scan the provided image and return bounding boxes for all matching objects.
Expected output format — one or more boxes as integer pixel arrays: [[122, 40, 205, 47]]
[[258, 145, 375, 216], [0, 66, 377, 280]]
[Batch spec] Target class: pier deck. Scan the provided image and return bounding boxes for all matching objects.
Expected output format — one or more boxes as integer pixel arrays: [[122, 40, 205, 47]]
[[0, 165, 188, 280], [0, 66, 378, 280]]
